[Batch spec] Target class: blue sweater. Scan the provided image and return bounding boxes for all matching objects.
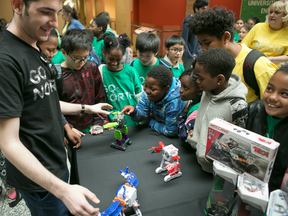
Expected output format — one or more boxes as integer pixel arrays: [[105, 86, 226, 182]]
[[62, 18, 85, 33], [130, 78, 187, 136]]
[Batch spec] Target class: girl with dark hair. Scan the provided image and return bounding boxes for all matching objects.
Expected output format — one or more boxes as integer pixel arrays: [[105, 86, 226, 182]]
[[61, 5, 85, 35], [100, 34, 142, 126], [234, 18, 245, 43]]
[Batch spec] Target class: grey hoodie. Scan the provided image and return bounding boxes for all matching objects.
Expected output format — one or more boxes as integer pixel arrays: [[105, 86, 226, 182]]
[[187, 74, 248, 173]]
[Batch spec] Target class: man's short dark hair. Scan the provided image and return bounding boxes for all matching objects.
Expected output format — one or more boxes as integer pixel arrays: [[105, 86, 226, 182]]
[[23, 0, 38, 8], [61, 29, 92, 54], [93, 17, 108, 33], [165, 35, 185, 48], [193, 0, 209, 13], [188, 7, 235, 42], [146, 65, 173, 88], [96, 12, 110, 24], [136, 33, 160, 54], [196, 48, 235, 81]]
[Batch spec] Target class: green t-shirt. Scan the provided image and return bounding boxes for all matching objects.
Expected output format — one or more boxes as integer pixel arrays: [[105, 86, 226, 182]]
[[266, 114, 283, 138], [131, 58, 159, 85], [92, 37, 105, 63], [102, 64, 142, 126], [171, 63, 185, 78], [187, 102, 200, 117], [234, 29, 239, 43], [51, 50, 66, 64]]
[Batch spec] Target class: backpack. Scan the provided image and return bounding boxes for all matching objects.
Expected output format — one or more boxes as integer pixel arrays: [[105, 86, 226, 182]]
[[243, 49, 265, 97]]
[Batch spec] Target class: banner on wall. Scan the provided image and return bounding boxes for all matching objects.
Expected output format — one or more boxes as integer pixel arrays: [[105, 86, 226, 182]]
[[240, 0, 280, 22]]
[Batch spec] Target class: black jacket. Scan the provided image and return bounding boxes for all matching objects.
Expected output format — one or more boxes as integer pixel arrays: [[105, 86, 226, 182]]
[[247, 100, 288, 192]]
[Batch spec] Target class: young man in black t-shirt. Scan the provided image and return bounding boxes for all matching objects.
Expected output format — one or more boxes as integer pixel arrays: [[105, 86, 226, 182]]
[[0, 0, 111, 215]]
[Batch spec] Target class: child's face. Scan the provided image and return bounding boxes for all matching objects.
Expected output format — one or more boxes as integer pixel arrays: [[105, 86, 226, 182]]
[[263, 72, 288, 119], [103, 48, 123, 71], [137, 51, 157, 66], [90, 21, 101, 37], [239, 27, 248, 41], [246, 19, 255, 27], [165, 44, 184, 64], [234, 20, 244, 32], [144, 76, 169, 103], [195, 62, 220, 93], [39, 36, 58, 62], [196, 34, 226, 52], [63, 48, 89, 70], [179, 74, 201, 101]]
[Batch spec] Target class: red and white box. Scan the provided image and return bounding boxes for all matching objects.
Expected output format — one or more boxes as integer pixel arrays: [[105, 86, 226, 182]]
[[206, 118, 279, 183]]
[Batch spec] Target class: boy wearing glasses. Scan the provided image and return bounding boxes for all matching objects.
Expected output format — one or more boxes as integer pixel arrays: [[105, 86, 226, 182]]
[[61, 29, 109, 135], [163, 35, 185, 78], [130, 32, 172, 85]]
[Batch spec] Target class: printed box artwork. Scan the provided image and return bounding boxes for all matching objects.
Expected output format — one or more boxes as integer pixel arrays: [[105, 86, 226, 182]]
[[266, 189, 288, 216], [206, 119, 280, 183]]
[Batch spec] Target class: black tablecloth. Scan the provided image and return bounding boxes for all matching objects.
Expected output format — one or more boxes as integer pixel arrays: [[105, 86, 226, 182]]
[[76, 125, 213, 216]]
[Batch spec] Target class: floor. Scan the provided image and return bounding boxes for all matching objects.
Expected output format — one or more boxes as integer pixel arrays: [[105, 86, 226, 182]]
[[0, 179, 31, 216]]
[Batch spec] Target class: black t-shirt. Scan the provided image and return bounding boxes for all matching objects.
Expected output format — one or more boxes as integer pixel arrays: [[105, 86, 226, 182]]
[[0, 30, 67, 192]]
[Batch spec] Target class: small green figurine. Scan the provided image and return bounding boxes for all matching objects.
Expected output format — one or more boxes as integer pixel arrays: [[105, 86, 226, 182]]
[[103, 111, 132, 151]]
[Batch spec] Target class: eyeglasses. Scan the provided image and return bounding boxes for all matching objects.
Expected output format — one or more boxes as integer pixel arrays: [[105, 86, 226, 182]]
[[68, 54, 88, 64], [169, 48, 185, 54]]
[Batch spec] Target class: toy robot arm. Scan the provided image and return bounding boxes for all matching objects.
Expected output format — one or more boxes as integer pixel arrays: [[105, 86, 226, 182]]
[[148, 141, 165, 154]]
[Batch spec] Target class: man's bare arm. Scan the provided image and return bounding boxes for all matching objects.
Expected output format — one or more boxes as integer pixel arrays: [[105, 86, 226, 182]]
[[0, 117, 100, 216], [60, 101, 112, 115]]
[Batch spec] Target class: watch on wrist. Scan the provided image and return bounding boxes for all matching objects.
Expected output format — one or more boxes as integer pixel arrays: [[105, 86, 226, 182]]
[[81, 104, 85, 114]]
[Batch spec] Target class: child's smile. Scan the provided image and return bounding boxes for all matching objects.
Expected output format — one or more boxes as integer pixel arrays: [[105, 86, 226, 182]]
[[263, 72, 288, 119]]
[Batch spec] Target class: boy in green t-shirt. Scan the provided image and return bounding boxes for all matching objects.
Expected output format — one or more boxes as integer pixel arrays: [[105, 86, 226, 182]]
[[90, 17, 107, 63], [130, 32, 172, 85], [163, 35, 185, 78]]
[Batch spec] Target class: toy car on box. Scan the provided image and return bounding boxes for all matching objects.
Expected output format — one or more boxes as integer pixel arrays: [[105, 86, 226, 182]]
[[206, 118, 279, 183]]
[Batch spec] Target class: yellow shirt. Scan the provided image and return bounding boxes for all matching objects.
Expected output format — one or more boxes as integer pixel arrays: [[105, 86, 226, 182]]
[[233, 44, 277, 103], [242, 23, 288, 58]]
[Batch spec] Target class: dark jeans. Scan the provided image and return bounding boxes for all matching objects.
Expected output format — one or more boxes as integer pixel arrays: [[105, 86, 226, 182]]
[[19, 170, 69, 216]]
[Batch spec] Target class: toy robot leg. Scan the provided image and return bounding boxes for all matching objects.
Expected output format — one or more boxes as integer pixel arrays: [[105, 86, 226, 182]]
[[155, 167, 166, 174], [164, 171, 182, 182]]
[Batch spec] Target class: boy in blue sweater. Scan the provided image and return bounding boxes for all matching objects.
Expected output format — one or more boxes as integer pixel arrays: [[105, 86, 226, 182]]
[[247, 65, 288, 192], [121, 65, 187, 136]]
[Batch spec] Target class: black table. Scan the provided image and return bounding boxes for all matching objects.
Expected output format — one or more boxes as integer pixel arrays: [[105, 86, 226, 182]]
[[76, 125, 213, 216]]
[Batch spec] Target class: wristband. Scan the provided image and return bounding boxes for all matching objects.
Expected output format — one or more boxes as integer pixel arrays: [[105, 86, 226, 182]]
[[268, 57, 272, 61], [81, 104, 85, 114]]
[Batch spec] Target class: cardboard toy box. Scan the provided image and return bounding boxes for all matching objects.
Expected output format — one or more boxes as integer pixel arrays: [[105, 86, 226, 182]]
[[237, 173, 269, 212], [206, 119, 279, 183], [266, 189, 288, 216]]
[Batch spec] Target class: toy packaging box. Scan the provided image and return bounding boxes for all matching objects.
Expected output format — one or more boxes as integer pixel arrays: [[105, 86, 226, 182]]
[[206, 119, 280, 183], [266, 189, 288, 216], [237, 173, 269, 212]]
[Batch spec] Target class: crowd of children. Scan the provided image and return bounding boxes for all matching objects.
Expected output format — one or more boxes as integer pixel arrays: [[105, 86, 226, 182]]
[[1, 1, 288, 213]]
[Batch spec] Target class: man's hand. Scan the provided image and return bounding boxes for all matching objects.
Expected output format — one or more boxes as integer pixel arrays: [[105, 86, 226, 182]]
[[59, 184, 100, 216], [121, 106, 135, 115], [66, 129, 82, 149], [85, 103, 113, 115]]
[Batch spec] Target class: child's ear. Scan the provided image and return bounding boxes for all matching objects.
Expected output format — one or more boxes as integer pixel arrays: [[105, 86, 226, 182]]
[[223, 31, 231, 44], [99, 26, 103, 32], [61, 48, 66, 56], [164, 85, 170, 94], [165, 48, 169, 54], [217, 74, 226, 85]]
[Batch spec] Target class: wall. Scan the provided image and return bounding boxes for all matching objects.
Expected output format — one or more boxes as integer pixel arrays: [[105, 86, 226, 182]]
[[138, 0, 186, 29], [0, 0, 14, 24], [210, 0, 242, 19]]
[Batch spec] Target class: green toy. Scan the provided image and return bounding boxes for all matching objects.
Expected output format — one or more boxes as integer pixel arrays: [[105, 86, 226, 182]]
[[103, 111, 132, 151]]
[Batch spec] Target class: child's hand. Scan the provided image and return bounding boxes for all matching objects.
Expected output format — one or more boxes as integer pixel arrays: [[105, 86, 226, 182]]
[[66, 127, 82, 148], [121, 106, 135, 115], [72, 128, 85, 137], [183, 101, 191, 112], [90, 125, 104, 135], [188, 129, 193, 137]]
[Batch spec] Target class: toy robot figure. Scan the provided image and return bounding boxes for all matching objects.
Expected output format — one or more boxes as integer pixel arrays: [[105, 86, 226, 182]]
[[99, 167, 142, 216], [148, 142, 182, 182], [103, 112, 132, 151]]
